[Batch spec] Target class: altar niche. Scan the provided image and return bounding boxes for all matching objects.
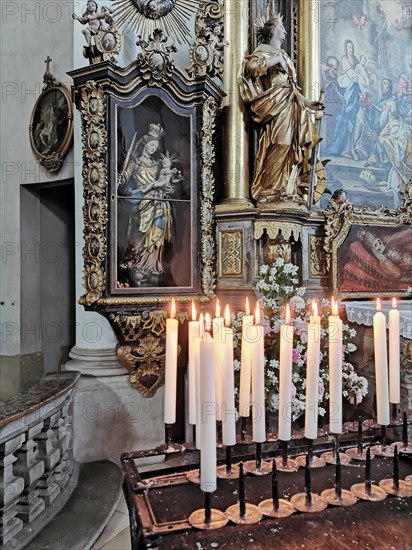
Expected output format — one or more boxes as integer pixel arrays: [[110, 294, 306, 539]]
[[115, 96, 193, 292]]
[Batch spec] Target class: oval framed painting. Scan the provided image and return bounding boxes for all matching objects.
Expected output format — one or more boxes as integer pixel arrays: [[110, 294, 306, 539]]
[[29, 85, 73, 173]]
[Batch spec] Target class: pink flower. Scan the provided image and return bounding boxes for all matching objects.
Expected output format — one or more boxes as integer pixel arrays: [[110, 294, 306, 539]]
[[292, 348, 302, 362], [318, 378, 325, 398]]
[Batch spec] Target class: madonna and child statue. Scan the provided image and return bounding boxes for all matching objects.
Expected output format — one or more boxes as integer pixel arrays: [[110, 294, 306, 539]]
[[239, 15, 325, 209]]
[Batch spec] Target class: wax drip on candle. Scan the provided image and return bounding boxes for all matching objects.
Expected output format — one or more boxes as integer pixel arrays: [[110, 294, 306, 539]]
[[285, 303, 291, 324], [272, 460, 279, 511], [204, 312, 212, 334], [224, 305, 231, 327], [215, 298, 221, 319], [255, 301, 261, 325], [393, 445, 399, 491]]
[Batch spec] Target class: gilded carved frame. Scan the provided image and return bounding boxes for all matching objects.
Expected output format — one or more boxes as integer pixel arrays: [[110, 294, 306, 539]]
[[324, 181, 412, 300]]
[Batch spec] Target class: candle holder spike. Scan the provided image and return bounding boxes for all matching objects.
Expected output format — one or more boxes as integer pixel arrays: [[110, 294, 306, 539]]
[[295, 439, 326, 468], [321, 451, 356, 506], [379, 446, 412, 497], [350, 447, 386, 501], [275, 441, 299, 472], [290, 493, 327, 513], [184, 425, 197, 451], [372, 425, 395, 457], [236, 416, 253, 445], [225, 463, 262, 524], [258, 459, 296, 518], [189, 491, 228, 530], [321, 436, 351, 465], [217, 446, 240, 480], [157, 423, 185, 454], [389, 403, 402, 426], [391, 411, 412, 453], [244, 442, 271, 475]]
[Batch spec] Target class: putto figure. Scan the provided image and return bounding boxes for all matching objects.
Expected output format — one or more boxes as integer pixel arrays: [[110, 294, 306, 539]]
[[239, 16, 324, 205], [72, 1, 107, 47]]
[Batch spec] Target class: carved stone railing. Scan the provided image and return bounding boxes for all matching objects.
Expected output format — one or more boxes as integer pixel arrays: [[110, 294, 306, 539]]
[[0, 372, 80, 549]]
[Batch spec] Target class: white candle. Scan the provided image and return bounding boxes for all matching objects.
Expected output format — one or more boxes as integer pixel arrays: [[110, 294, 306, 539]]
[[328, 298, 343, 434], [251, 303, 266, 443], [278, 304, 294, 441], [199, 331, 217, 493], [188, 301, 200, 425], [221, 305, 236, 446], [164, 299, 178, 424], [389, 298, 400, 404], [373, 299, 390, 425], [239, 297, 254, 417], [194, 313, 204, 450], [212, 299, 223, 421], [305, 300, 320, 440]]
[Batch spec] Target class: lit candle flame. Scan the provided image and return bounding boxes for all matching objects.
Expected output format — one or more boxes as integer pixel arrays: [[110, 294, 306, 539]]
[[215, 298, 221, 318], [332, 298, 339, 317], [245, 296, 250, 316], [377, 298, 381, 311], [285, 303, 291, 324], [255, 302, 261, 325], [392, 297, 397, 309], [170, 298, 176, 319], [191, 300, 197, 321], [312, 299, 318, 318], [205, 313, 212, 333], [199, 313, 204, 338], [224, 304, 231, 327]]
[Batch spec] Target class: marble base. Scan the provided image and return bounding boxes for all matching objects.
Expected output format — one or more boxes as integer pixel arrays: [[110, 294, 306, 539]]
[[70, 375, 165, 465]]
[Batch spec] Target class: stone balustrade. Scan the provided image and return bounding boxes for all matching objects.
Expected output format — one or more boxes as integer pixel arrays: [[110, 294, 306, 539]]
[[0, 372, 80, 549]]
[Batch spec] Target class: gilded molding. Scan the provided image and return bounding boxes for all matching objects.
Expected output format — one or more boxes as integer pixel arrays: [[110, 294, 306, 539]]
[[309, 236, 328, 277], [254, 221, 302, 241], [219, 230, 243, 277], [200, 96, 219, 298], [111, 310, 187, 397], [136, 29, 177, 86], [324, 181, 412, 299], [79, 81, 108, 306], [186, 0, 225, 81]]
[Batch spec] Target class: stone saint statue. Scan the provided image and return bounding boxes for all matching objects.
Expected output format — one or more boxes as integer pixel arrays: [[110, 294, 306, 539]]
[[239, 16, 324, 205]]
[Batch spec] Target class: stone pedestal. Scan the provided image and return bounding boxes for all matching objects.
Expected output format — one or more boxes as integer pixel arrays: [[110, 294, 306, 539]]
[[69, 375, 165, 465]]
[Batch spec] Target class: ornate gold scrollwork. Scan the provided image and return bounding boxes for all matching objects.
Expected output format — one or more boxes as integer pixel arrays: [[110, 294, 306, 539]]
[[254, 221, 302, 241], [201, 97, 219, 298], [111, 310, 187, 397], [219, 231, 243, 277], [186, 0, 226, 81], [309, 236, 328, 277], [136, 29, 177, 86], [324, 181, 412, 299], [80, 81, 108, 306]]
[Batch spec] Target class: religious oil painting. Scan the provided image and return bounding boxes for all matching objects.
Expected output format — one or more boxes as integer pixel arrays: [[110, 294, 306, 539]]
[[115, 95, 193, 293], [29, 86, 73, 172], [336, 223, 412, 298], [319, 0, 412, 210]]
